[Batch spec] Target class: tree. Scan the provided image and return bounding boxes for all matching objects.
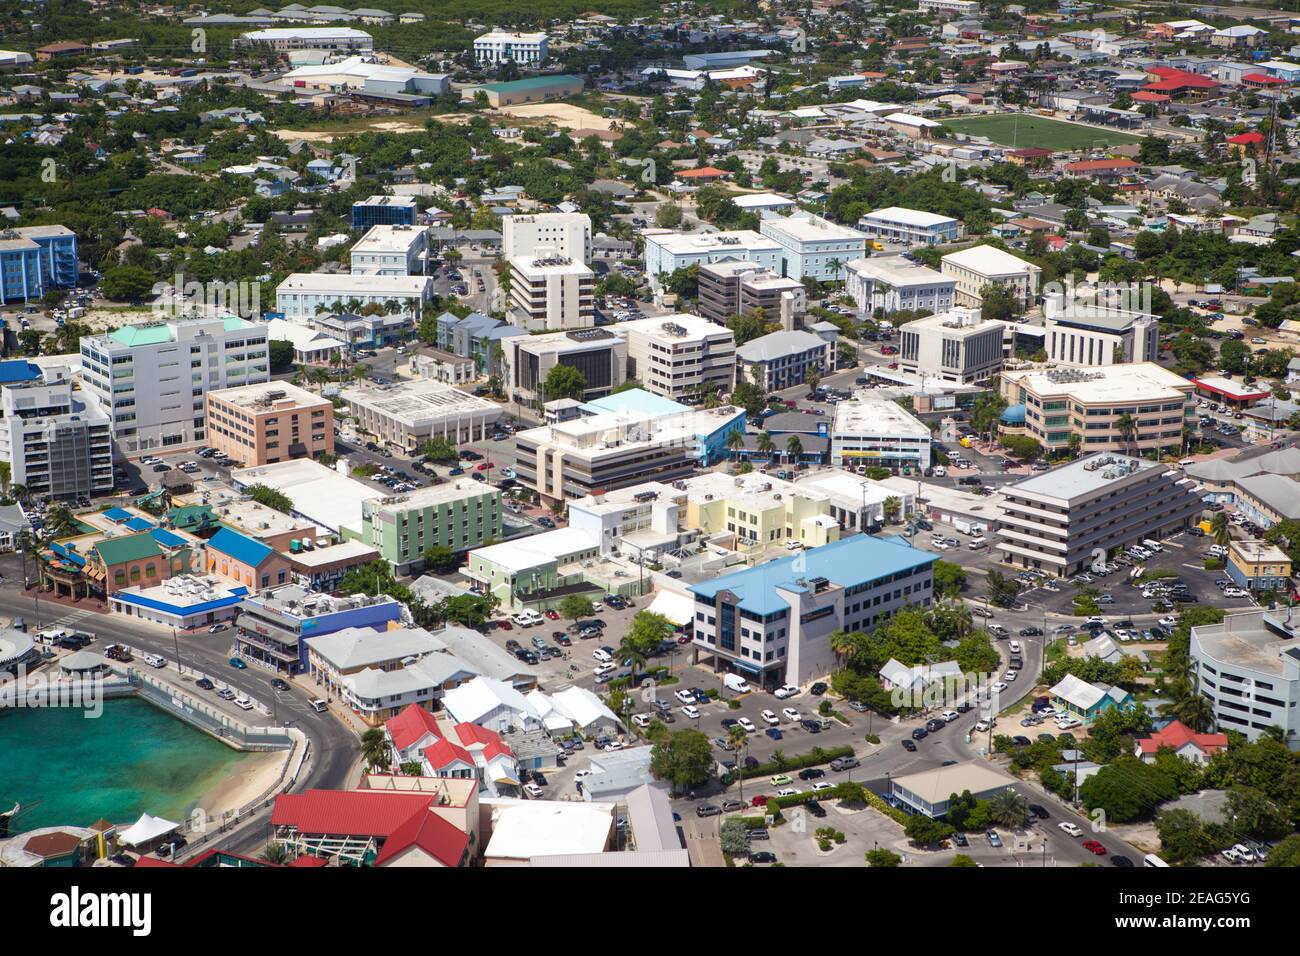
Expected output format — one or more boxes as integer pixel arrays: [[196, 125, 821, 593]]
[[932, 560, 967, 598], [268, 339, 295, 373], [655, 202, 684, 228], [720, 817, 751, 856], [904, 814, 954, 846], [421, 436, 458, 462], [559, 594, 595, 623], [423, 545, 458, 574], [979, 283, 1022, 322], [1080, 756, 1177, 823], [882, 496, 902, 524], [804, 368, 821, 394], [999, 434, 1041, 462], [1154, 808, 1215, 864], [865, 848, 902, 867], [1265, 833, 1300, 867], [100, 265, 157, 302], [360, 728, 391, 771], [949, 854, 978, 867], [543, 364, 586, 402], [726, 428, 745, 460], [1211, 511, 1231, 548], [649, 728, 715, 793], [785, 434, 803, 463], [624, 610, 674, 657], [0, 460, 10, 495], [987, 788, 1028, 828], [1114, 412, 1138, 456], [985, 569, 1020, 608], [245, 483, 293, 514]]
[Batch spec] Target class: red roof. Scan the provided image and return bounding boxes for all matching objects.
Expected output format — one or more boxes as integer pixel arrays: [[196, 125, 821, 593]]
[[421, 737, 476, 772], [1242, 73, 1287, 86], [678, 166, 727, 178], [1148, 67, 1218, 86], [271, 790, 435, 837], [1193, 378, 1270, 401], [452, 720, 513, 759], [1131, 91, 1171, 103], [385, 703, 441, 751], [1137, 720, 1228, 756], [1064, 158, 1140, 173], [288, 854, 329, 867], [1227, 132, 1265, 145], [372, 803, 468, 867]]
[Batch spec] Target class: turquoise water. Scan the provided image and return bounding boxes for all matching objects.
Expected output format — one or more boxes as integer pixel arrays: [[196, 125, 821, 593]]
[[0, 697, 252, 833]]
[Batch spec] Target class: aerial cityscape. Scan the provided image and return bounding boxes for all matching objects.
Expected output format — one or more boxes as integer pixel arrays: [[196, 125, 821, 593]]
[[1, 0, 1299, 900]]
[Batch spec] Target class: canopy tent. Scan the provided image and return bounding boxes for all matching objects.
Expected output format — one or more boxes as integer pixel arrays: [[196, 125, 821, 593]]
[[645, 590, 693, 627], [117, 813, 181, 848]]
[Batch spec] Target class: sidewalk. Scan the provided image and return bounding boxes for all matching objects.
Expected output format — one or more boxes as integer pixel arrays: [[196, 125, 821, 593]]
[[289, 670, 369, 736]]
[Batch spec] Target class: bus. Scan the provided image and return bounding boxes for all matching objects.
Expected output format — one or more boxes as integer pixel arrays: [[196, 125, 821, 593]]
[[1143, 853, 1169, 867]]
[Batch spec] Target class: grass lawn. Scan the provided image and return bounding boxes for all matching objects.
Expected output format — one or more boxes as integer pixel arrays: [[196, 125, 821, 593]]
[[943, 113, 1144, 149]]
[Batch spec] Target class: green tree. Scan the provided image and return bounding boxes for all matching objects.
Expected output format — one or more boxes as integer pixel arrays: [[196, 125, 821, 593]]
[[543, 364, 587, 402], [904, 814, 954, 846], [865, 848, 902, 867], [245, 483, 294, 514], [624, 610, 674, 657], [1211, 511, 1231, 548], [650, 728, 715, 793], [360, 728, 391, 771], [932, 560, 967, 598], [423, 545, 458, 574], [1080, 756, 1177, 823], [987, 788, 1029, 828], [559, 594, 595, 623], [1265, 833, 1300, 867]]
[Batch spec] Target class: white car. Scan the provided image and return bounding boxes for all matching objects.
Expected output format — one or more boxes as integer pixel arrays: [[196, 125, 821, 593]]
[[774, 684, 800, 699], [1224, 588, 1248, 598], [1159, 616, 1178, 628], [992, 681, 1008, 693], [932, 541, 951, 551], [737, 717, 757, 733], [760, 709, 780, 725], [1114, 629, 1131, 641], [785, 539, 804, 550], [1058, 822, 1083, 837], [941, 710, 959, 723], [811, 781, 833, 791], [681, 705, 700, 719], [1008, 640, 1021, 653], [675, 688, 696, 704], [1003, 671, 1018, 682], [573, 769, 593, 779], [781, 707, 802, 722], [234, 696, 254, 711], [933, 466, 946, 477], [1086, 616, 1107, 626], [775, 787, 800, 797], [592, 648, 613, 663], [524, 783, 544, 798], [1056, 716, 1082, 729], [602, 741, 624, 752]]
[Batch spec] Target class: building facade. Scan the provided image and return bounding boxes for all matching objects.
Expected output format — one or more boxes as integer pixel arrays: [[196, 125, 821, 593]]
[[830, 395, 932, 473], [205, 381, 334, 467], [473, 31, 548, 65], [615, 314, 736, 402], [1190, 610, 1300, 749], [507, 254, 595, 332], [845, 255, 956, 316], [351, 195, 417, 232], [347, 481, 504, 575], [0, 368, 112, 499], [0, 225, 78, 303], [857, 206, 962, 245], [501, 213, 591, 263], [898, 308, 1004, 384], [759, 213, 867, 281]]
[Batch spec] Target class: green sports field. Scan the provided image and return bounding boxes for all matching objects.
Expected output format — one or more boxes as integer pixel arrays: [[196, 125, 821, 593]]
[[943, 114, 1143, 149]]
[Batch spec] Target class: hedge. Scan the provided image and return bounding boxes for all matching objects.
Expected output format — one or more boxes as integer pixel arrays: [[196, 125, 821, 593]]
[[737, 745, 855, 780]]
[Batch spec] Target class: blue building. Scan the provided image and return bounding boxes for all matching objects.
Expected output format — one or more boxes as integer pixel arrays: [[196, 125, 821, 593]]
[[581, 389, 747, 466], [0, 359, 43, 385], [0, 225, 78, 303], [351, 195, 417, 232], [234, 584, 405, 674]]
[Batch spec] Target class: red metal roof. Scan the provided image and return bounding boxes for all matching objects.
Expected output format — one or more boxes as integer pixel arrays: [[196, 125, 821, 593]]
[[385, 703, 441, 751], [1065, 158, 1140, 173], [1136, 720, 1228, 756], [372, 804, 468, 867], [271, 790, 434, 837], [1193, 378, 1270, 400], [1242, 73, 1286, 86], [421, 737, 476, 772], [1227, 131, 1266, 145]]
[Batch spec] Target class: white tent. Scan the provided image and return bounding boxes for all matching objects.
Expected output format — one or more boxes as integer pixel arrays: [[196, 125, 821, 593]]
[[116, 813, 180, 848], [645, 590, 693, 627]]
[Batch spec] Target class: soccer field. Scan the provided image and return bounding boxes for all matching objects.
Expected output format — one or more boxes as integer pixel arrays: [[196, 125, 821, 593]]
[[943, 114, 1143, 149]]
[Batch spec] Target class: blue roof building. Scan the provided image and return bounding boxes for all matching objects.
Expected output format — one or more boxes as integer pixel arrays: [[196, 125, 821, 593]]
[[688, 535, 936, 686], [0, 359, 41, 385]]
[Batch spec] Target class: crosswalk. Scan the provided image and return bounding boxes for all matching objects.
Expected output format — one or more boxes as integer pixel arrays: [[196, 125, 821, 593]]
[[39, 609, 95, 632]]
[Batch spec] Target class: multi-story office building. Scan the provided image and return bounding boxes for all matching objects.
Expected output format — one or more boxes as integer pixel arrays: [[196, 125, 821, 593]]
[[275, 273, 433, 321], [696, 260, 806, 327], [857, 206, 962, 245], [0, 225, 78, 303], [349, 224, 427, 276], [351, 195, 416, 233], [0, 367, 111, 499], [845, 255, 956, 316], [677, 471, 839, 552], [614, 314, 736, 402], [79, 316, 269, 456], [1190, 609, 1300, 749], [759, 213, 867, 281], [999, 363, 1197, 456], [205, 381, 334, 467], [237, 27, 374, 52], [340, 378, 503, 453], [941, 244, 1041, 307], [507, 254, 595, 331], [499, 328, 626, 407], [347, 480, 503, 575], [995, 453, 1202, 577], [501, 213, 591, 263], [434, 311, 515, 376], [642, 230, 782, 292], [473, 30, 548, 65], [737, 329, 835, 391], [234, 584, 403, 675], [689, 535, 936, 686], [831, 395, 932, 473], [917, 0, 982, 16], [1043, 293, 1160, 366], [898, 307, 1004, 384]]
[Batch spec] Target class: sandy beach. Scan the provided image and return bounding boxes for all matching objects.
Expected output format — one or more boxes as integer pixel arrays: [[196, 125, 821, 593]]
[[197, 748, 290, 823]]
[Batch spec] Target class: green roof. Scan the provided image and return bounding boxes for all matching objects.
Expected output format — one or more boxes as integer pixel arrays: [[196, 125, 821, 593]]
[[93, 533, 164, 566], [167, 504, 215, 530], [482, 75, 583, 93], [109, 324, 174, 347]]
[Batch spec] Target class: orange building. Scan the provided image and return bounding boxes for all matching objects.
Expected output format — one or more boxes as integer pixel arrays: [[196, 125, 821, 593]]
[[205, 381, 334, 467], [206, 527, 293, 591]]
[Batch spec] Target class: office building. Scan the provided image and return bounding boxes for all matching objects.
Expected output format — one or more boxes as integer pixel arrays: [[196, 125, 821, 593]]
[[737, 329, 836, 391], [759, 214, 867, 281], [502, 212, 591, 263], [499, 328, 626, 407], [1226, 540, 1292, 592], [351, 195, 417, 232], [476, 75, 583, 108], [696, 260, 806, 328], [614, 314, 736, 402], [898, 307, 1004, 384], [347, 480, 503, 575], [507, 254, 595, 332], [473, 30, 549, 65], [857, 206, 962, 245], [0, 367, 111, 499], [995, 453, 1202, 577], [566, 482, 683, 558], [234, 585, 403, 675], [1190, 609, 1300, 749], [845, 255, 956, 316], [349, 224, 427, 276], [340, 378, 503, 454], [0, 225, 78, 303], [917, 0, 982, 16], [642, 230, 782, 292], [941, 244, 1041, 307], [831, 395, 932, 473], [1043, 292, 1160, 366], [237, 27, 375, 51], [275, 273, 433, 321], [677, 471, 839, 552], [79, 315, 269, 456], [999, 363, 1197, 456], [205, 381, 334, 467], [689, 535, 936, 686]]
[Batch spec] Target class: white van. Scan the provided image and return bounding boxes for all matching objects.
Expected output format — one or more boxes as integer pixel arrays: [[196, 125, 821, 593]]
[[1142, 539, 1163, 552], [722, 674, 751, 694], [1178, 458, 1195, 468], [310, 698, 328, 713], [144, 653, 166, 668], [1143, 853, 1170, 867], [968, 536, 988, 550]]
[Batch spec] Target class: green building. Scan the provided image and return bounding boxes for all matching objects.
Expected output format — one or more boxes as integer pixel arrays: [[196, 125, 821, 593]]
[[343, 479, 502, 575]]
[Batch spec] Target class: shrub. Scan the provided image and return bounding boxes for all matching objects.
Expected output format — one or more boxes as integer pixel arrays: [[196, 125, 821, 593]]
[[737, 745, 854, 780], [866, 848, 902, 867]]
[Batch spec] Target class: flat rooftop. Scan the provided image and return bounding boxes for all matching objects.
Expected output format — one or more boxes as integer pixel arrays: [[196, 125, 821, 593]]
[[1193, 610, 1300, 677], [340, 378, 502, 426], [862, 206, 959, 227], [833, 395, 931, 438], [208, 380, 329, 412], [761, 214, 865, 243], [644, 229, 779, 255], [230, 459, 384, 533], [612, 313, 732, 342], [1001, 362, 1193, 404], [680, 471, 826, 510], [891, 761, 1015, 804], [178, 485, 315, 539], [277, 273, 432, 295], [1006, 453, 1161, 503], [849, 254, 949, 287], [368, 479, 500, 514], [942, 244, 1040, 277], [351, 224, 426, 254]]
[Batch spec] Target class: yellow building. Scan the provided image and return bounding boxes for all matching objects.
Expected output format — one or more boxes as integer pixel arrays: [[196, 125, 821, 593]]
[[680, 473, 839, 552], [1227, 540, 1293, 592]]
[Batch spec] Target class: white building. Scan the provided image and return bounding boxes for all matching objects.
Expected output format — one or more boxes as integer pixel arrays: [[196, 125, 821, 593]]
[[941, 244, 1041, 307], [730, 193, 798, 214], [275, 273, 434, 321], [1043, 292, 1160, 367], [502, 213, 591, 263], [340, 378, 503, 453], [759, 214, 867, 281], [237, 27, 374, 51], [0, 367, 112, 499], [642, 230, 782, 292], [858, 206, 963, 246], [736, 329, 836, 391], [831, 393, 932, 472], [566, 481, 683, 557], [79, 315, 269, 456], [1190, 610, 1300, 750], [507, 254, 596, 331], [499, 328, 627, 406], [898, 307, 1005, 384], [613, 314, 736, 401], [349, 224, 428, 276], [473, 30, 549, 65], [793, 469, 915, 532], [845, 255, 956, 316], [917, 0, 981, 15]]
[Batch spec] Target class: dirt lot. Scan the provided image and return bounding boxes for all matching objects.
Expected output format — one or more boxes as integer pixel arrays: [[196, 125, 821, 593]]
[[496, 102, 617, 131]]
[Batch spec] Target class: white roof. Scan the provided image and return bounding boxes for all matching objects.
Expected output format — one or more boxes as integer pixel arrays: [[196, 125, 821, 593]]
[[471, 527, 597, 574], [1050, 673, 1107, 710], [645, 589, 695, 626], [862, 206, 959, 228], [847, 255, 948, 287], [231, 458, 383, 533], [891, 762, 1014, 803], [266, 318, 347, 352], [730, 192, 796, 209], [242, 27, 371, 39], [643, 229, 780, 256], [289, 539, 378, 568], [442, 675, 538, 725], [484, 800, 614, 860], [548, 686, 619, 730], [117, 813, 181, 847], [352, 224, 426, 255], [942, 243, 1041, 278], [884, 112, 941, 128], [305, 625, 442, 670], [276, 272, 432, 296]]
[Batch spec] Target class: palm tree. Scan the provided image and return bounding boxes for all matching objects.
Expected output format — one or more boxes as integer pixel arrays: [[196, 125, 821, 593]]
[[728, 723, 748, 803], [785, 434, 803, 464], [883, 496, 902, 525], [263, 841, 292, 864], [1114, 412, 1137, 456], [1160, 680, 1216, 733], [726, 428, 745, 461], [618, 638, 648, 690], [1211, 511, 1231, 548], [359, 728, 391, 771], [756, 431, 775, 460], [829, 629, 862, 666], [987, 788, 1029, 829]]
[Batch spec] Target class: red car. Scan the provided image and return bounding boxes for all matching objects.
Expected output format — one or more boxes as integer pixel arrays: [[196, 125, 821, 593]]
[[676, 634, 693, 644], [1083, 840, 1107, 855], [751, 794, 768, 807], [544, 609, 559, 620], [496, 620, 513, 631], [476, 462, 491, 471]]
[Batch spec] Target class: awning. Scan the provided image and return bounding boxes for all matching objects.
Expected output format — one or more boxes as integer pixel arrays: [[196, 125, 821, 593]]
[[645, 590, 694, 627], [733, 659, 763, 676], [117, 812, 180, 847]]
